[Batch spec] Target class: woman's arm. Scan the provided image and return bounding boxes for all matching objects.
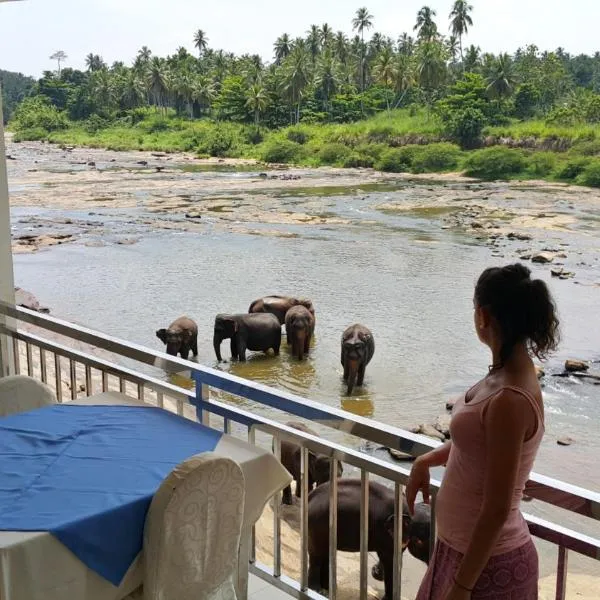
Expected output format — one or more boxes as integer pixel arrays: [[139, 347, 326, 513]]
[[406, 440, 452, 513], [450, 390, 532, 593]]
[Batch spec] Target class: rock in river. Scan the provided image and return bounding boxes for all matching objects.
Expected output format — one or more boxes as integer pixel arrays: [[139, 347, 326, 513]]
[[531, 252, 554, 264], [434, 414, 452, 439], [534, 364, 545, 379], [565, 359, 589, 373], [411, 424, 446, 442], [557, 437, 575, 446], [14, 288, 50, 313]]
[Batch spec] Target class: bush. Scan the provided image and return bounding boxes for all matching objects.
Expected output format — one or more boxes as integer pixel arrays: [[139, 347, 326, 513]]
[[83, 114, 110, 134], [140, 115, 171, 133], [570, 139, 600, 156], [355, 143, 387, 161], [12, 127, 49, 142], [527, 152, 557, 177], [318, 143, 352, 165], [286, 127, 311, 145], [12, 96, 68, 132], [196, 129, 237, 157], [554, 157, 591, 180], [243, 126, 263, 145], [576, 160, 600, 187], [411, 143, 463, 173], [375, 146, 421, 172], [260, 140, 304, 164], [365, 124, 396, 143], [463, 147, 527, 180], [343, 153, 375, 168]]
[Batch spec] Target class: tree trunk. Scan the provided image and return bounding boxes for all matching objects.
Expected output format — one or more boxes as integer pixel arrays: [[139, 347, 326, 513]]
[[255, 109, 259, 126]]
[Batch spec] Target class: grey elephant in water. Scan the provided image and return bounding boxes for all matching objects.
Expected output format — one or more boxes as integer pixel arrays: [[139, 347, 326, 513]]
[[156, 316, 198, 359], [213, 313, 281, 362], [249, 295, 315, 325], [285, 305, 315, 360], [341, 324, 375, 395]]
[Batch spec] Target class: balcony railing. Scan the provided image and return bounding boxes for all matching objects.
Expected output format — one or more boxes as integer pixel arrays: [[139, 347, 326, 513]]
[[1, 302, 599, 600]]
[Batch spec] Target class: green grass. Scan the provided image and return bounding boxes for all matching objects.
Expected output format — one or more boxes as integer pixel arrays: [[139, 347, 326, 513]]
[[12, 109, 600, 188]]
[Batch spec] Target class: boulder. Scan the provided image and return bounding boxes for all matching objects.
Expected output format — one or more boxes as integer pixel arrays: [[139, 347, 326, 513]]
[[387, 448, 416, 461], [14, 288, 50, 313], [565, 359, 589, 373], [531, 252, 554, 264], [412, 424, 446, 442], [534, 364, 545, 379], [507, 232, 533, 241], [115, 238, 139, 246], [557, 437, 575, 446], [434, 414, 452, 439]]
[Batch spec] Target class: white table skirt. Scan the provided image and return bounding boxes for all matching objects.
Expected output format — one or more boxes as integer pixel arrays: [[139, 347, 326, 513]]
[[0, 392, 291, 600]]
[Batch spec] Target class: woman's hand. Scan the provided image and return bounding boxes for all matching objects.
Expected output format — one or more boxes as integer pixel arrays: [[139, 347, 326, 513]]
[[442, 584, 472, 600], [406, 456, 431, 515]]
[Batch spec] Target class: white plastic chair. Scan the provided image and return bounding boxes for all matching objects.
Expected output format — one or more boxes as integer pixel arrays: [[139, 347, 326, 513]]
[[0, 374, 57, 417], [142, 452, 245, 600]]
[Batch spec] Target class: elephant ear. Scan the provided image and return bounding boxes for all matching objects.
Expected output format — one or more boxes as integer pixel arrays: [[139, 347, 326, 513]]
[[156, 328, 167, 344], [224, 317, 239, 332], [384, 513, 411, 548]]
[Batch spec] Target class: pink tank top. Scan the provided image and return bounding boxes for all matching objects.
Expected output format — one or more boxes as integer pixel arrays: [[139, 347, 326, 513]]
[[436, 385, 544, 556]]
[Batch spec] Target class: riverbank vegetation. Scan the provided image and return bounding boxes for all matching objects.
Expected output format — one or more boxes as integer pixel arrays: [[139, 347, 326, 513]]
[[8, 2, 600, 185]]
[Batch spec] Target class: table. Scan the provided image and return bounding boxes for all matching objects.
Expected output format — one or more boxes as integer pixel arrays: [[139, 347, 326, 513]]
[[0, 392, 291, 600]]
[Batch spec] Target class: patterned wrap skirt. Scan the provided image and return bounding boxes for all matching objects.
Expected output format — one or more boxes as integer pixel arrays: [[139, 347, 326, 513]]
[[415, 538, 539, 600]]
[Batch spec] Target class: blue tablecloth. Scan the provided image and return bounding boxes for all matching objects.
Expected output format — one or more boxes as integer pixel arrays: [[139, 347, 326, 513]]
[[0, 404, 222, 586]]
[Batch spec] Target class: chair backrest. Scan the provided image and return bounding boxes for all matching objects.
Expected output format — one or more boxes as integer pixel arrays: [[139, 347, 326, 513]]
[[0, 375, 56, 418], [143, 452, 245, 600]]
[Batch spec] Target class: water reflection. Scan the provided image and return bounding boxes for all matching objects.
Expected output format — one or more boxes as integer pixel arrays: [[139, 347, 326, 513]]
[[340, 395, 375, 418]]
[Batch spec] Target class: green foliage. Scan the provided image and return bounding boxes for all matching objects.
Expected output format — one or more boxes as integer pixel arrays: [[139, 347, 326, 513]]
[[526, 152, 557, 177], [570, 139, 600, 156], [260, 139, 304, 163], [343, 153, 375, 168], [12, 96, 68, 132], [463, 147, 526, 179], [554, 157, 590, 180], [1, 70, 35, 124], [411, 143, 463, 172], [375, 146, 421, 172], [12, 127, 49, 142], [576, 160, 600, 187], [195, 126, 239, 157], [513, 84, 540, 120], [286, 127, 311, 144], [318, 143, 352, 165]]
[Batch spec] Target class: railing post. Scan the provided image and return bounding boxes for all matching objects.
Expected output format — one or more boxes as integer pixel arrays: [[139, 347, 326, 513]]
[[192, 372, 211, 426], [555, 546, 568, 600]]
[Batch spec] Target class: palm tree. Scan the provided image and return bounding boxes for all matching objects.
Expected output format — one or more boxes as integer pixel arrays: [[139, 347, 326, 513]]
[[193, 29, 209, 57], [464, 44, 481, 72], [334, 31, 349, 64], [486, 53, 518, 99], [370, 33, 385, 57], [352, 7, 374, 97], [147, 57, 169, 111], [176, 73, 196, 118], [274, 34, 292, 65], [320, 23, 334, 49], [416, 39, 448, 111], [414, 6, 438, 41], [85, 54, 106, 72], [449, 0, 473, 65], [306, 25, 321, 64], [373, 47, 397, 110], [282, 46, 310, 124], [447, 36, 460, 65], [315, 49, 340, 114], [245, 83, 269, 126], [393, 53, 416, 107], [91, 69, 116, 112], [398, 33, 415, 56], [193, 75, 216, 115], [50, 51, 68, 75], [120, 70, 145, 109]]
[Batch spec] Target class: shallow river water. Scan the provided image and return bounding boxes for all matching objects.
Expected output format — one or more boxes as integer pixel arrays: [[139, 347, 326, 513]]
[[7, 142, 600, 577]]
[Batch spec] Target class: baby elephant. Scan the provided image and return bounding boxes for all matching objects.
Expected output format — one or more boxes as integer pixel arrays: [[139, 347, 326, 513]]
[[341, 324, 375, 395], [286, 306, 315, 360], [249, 295, 315, 325], [308, 479, 411, 600], [156, 317, 198, 359], [278, 422, 343, 505]]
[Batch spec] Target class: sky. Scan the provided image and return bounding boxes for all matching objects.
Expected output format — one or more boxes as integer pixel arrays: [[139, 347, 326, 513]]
[[0, 0, 598, 77]]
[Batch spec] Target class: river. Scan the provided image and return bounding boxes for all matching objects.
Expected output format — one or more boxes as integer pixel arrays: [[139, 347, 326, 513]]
[[6, 140, 600, 579]]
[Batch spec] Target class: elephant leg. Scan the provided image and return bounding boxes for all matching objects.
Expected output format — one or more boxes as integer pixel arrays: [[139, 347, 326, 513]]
[[357, 363, 366, 386], [308, 555, 326, 591], [273, 336, 281, 356], [379, 553, 393, 600], [371, 561, 384, 582], [237, 338, 247, 362], [285, 327, 291, 345], [230, 338, 237, 360], [179, 345, 190, 360], [303, 334, 310, 355], [191, 337, 198, 357], [295, 477, 302, 498], [282, 484, 293, 505], [343, 361, 349, 381]]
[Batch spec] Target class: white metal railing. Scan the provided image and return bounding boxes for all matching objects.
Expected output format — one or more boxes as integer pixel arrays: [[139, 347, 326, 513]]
[[1, 302, 599, 600]]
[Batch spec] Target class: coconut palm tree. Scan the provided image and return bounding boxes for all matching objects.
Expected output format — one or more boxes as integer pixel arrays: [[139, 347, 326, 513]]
[[147, 57, 169, 111], [306, 25, 321, 64], [91, 69, 116, 112], [274, 34, 292, 65], [373, 47, 398, 110], [464, 44, 481, 72], [447, 36, 460, 65], [414, 6, 438, 41], [486, 53, 518, 99], [245, 83, 269, 126], [334, 31, 349, 65], [398, 33, 415, 56], [193, 29, 209, 57], [393, 53, 416, 107], [193, 75, 216, 115], [416, 39, 448, 110], [449, 0, 473, 65], [315, 49, 340, 114], [120, 70, 145, 109], [85, 54, 106, 72], [50, 51, 68, 75], [320, 23, 334, 49], [352, 7, 374, 96], [281, 46, 310, 123]]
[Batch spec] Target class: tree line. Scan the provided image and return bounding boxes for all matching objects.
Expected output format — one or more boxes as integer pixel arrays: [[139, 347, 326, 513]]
[[9, 2, 600, 146], [1, 70, 35, 124]]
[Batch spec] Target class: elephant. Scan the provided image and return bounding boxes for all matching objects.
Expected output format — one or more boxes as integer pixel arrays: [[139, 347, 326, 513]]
[[277, 422, 344, 505], [156, 317, 198, 359], [307, 479, 413, 600], [248, 295, 315, 325], [213, 313, 281, 362], [341, 324, 375, 395], [371, 501, 431, 582], [285, 305, 315, 361]]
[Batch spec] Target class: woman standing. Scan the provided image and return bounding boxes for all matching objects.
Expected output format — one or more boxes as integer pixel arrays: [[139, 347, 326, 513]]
[[407, 264, 560, 600]]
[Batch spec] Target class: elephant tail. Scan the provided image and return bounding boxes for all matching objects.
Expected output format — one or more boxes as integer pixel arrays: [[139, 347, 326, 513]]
[[346, 359, 359, 395]]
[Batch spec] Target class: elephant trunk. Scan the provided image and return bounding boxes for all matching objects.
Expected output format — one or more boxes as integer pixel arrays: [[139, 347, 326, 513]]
[[213, 335, 223, 362], [346, 358, 359, 395], [295, 329, 306, 360]]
